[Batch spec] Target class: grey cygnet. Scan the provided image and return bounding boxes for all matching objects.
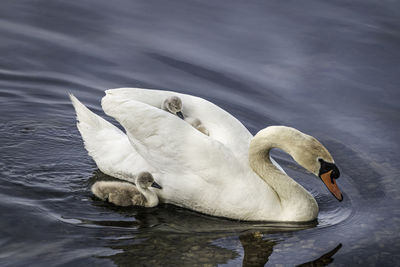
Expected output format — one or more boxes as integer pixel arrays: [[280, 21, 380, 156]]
[[91, 172, 162, 207], [162, 96, 209, 136]]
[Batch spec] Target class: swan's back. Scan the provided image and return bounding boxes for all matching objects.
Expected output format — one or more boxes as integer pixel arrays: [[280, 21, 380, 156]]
[[103, 88, 253, 161]]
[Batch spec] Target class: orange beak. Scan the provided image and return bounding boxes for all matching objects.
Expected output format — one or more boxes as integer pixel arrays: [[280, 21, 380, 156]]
[[320, 170, 343, 201]]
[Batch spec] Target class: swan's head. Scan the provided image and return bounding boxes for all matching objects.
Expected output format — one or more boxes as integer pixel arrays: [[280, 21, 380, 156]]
[[164, 96, 184, 119], [288, 131, 342, 201], [136, 172, 162, 190], [252, 126, 343, 201]]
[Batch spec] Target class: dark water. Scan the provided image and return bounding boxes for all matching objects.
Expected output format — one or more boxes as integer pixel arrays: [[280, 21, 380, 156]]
[[1, 0, 400, 266]]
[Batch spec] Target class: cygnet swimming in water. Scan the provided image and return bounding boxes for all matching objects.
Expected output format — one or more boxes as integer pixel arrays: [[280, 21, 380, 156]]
[[162, 96, 209, 136], [91, 172, 162, 207]]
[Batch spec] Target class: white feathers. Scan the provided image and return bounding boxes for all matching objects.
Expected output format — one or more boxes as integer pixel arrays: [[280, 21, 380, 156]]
[[70, 93, 154, 181]]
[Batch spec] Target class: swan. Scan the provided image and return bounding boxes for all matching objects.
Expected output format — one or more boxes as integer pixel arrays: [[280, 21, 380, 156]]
[[70, 88, 342, 222], [162, 96, 209, 136], [91, 172, 162, 207]]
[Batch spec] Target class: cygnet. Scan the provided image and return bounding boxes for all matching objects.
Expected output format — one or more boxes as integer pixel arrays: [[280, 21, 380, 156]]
[[91, 172, 162, 207], [162, 96, 209, 136]]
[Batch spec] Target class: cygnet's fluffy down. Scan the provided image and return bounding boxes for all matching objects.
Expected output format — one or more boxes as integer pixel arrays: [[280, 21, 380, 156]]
[[161, 96, 184, 119], [91, 172, 161, 207], [184, 117, 209, 136], [162, 96, 209, 136]]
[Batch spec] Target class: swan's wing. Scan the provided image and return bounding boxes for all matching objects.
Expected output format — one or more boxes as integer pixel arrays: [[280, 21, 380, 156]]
[[70, 94, 154, 180], [104, 88, 253, 161], [101, 94, 244, 182]]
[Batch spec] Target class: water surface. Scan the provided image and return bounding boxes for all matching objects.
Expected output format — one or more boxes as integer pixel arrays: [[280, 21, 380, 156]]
[[1, 0, 399, 266]]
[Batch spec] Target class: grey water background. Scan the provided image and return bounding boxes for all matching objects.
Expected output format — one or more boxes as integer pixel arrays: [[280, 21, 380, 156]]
[[1, 0, 399, 266]]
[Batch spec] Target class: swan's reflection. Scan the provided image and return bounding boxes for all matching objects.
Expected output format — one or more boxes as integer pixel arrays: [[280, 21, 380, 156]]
[[240, 232, 277, 266], [88, 170, 342, 266], [100, 233, 239, 266], [296, 243, 342, 267], [99, 230, 341, 267]]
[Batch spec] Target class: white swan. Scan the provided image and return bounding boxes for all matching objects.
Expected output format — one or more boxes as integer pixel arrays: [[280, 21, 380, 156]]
[[91, 172, 161, 207], [70, 88, 342, 222]]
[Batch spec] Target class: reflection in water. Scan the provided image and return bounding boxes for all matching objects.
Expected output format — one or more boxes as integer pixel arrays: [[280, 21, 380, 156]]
[[98, 229, 342, 267], [297, 243, 342, 267], [240, 232, 277, 267], [240, 232, 342, 267], [101, 233, 239, 266]]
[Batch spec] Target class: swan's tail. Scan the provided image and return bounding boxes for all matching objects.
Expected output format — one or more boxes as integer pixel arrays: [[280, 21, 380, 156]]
[[69, 93, 126, 139], [70, 94, 105, 131], [69, 93, 151, 180], [69, 94, 126, 172]]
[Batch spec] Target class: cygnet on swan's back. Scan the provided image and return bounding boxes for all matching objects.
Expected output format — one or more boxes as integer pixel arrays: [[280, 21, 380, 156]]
[[184, 117, 209, 136], [91, 172, 162, 207], [161, 96, 184, 119], [162, 96, 209, 136]]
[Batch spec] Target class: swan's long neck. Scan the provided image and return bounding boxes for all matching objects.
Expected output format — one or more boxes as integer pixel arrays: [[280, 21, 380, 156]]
[[136, 185, 159, 207], [249, 127, 318, 221]]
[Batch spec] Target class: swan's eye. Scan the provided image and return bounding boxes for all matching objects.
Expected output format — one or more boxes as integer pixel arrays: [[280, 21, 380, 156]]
[[318, 159, 340, 179], [319, 159, 329, 172]]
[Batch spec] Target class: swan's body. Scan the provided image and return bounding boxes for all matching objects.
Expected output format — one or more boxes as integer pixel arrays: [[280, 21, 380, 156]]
[[91, 172, 161, 207], [161, 96, 209, 136], [70, 88, 342, 222]]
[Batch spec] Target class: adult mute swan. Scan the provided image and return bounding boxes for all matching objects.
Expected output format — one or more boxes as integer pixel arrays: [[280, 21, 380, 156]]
[[92, 172, 162, 207], [70, 88, 342, 222]]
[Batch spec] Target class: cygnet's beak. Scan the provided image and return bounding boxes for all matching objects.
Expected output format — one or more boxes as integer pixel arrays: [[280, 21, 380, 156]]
[[176, 111, 184, 120], [319, 170, 343, 201], [151, 181, 162, 189]]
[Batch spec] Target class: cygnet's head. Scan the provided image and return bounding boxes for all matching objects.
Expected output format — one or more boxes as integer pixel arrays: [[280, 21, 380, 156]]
[[164, 96, 184, 119], [135, 172, 162, 189]]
